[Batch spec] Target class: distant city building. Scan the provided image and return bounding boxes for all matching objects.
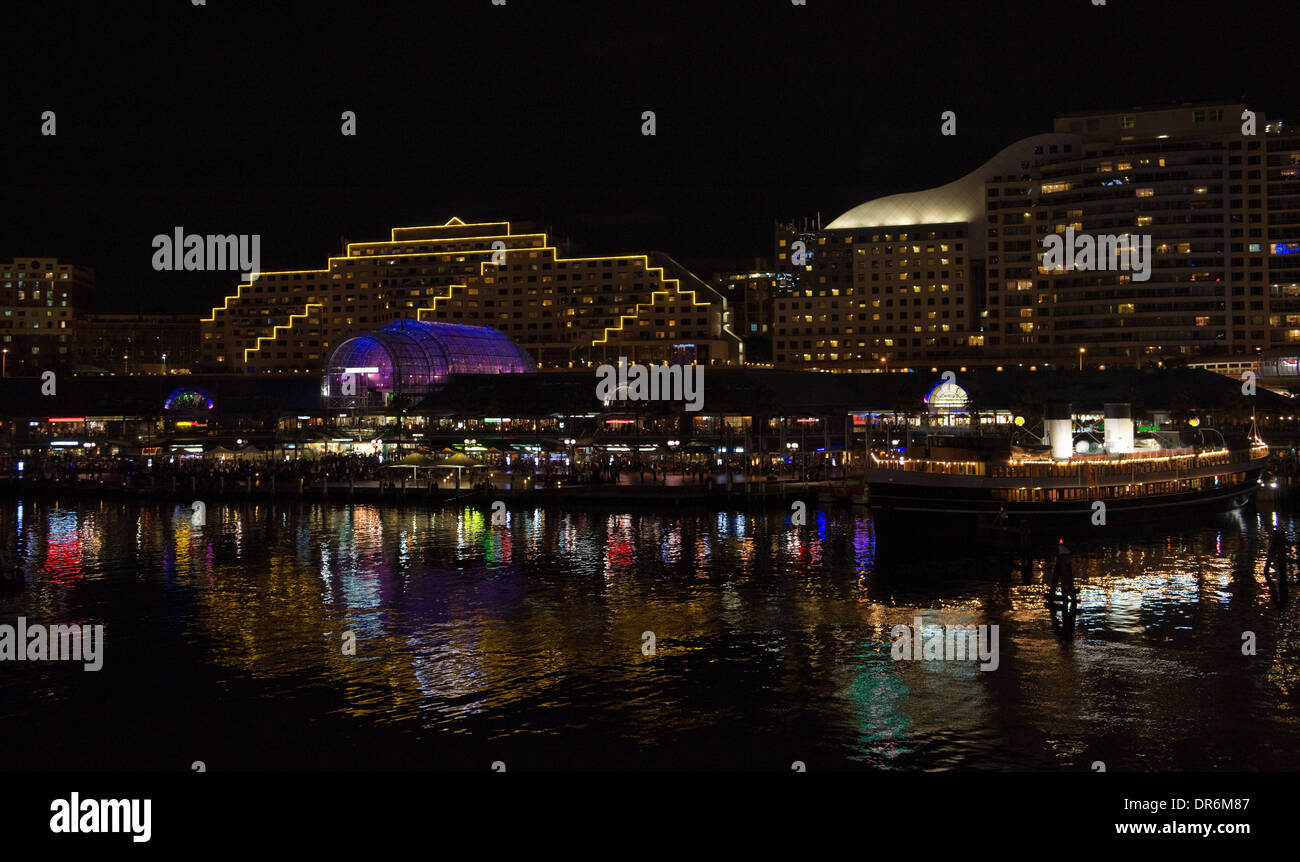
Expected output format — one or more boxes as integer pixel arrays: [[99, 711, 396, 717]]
[[775, 102, 1300, 371], [712, 266, 781, 363], [72, 313, 202, 374], [0, 258, 95, 375], [201, 218, 742, 373], [774, 212, 982, 371]]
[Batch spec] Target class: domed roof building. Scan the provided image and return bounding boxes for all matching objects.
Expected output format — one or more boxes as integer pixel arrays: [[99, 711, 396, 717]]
[[826, 133, 1085, 234], [323, 319, 535, 408]]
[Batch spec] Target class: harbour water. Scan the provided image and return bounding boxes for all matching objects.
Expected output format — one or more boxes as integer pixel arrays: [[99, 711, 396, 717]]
[[2, 498, 1298, 771]]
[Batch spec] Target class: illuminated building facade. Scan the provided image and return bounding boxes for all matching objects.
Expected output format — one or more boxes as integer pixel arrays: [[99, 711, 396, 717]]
[[775, 103, 1300, 371], [0, 258, 95, 375], [987, 104, 1268, 366], [201, 218, 741, 373], [773, 217, 982, 371]]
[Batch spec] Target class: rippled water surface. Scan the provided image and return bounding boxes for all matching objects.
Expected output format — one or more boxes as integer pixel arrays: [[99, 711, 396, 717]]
[[2, 498, 1299, 771]]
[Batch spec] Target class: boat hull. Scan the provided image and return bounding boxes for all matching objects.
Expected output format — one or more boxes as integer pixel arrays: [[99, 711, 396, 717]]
[[867, 467, 1264, 533]]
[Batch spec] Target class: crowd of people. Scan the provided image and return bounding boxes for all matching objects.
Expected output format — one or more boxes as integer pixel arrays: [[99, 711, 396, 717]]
[[11, 449, 834, 493], [19, 453, 386, 488]]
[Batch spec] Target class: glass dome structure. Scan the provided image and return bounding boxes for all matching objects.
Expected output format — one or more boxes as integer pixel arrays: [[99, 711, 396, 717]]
[[322, 319, 534, 408], [164, 387, 215, 414]]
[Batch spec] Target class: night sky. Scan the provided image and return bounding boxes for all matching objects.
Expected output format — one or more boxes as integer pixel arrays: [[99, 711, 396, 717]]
[[3, 0, 1296, 314]]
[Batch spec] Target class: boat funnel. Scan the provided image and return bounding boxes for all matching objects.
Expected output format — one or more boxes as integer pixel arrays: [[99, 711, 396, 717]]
[[1045, 401, 1073, 460], [1104, 402, 1134, 454]]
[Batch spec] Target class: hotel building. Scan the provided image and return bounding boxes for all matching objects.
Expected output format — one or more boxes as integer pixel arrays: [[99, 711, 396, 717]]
[[775, 102, 1299, 371], [986, 105, 1261, 367], [200, 218, 741, 373]]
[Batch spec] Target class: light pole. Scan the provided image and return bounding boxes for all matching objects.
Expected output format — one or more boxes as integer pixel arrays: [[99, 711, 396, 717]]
[[1078, 347, 1086, 371], [122, 353, 128, 376], [2, 348, 6, 378], [162, 353, 167, 375]]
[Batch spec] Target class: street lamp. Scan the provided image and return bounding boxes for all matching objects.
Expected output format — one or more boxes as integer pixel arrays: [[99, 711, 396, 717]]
[[2, 348, 7, 378], [1078, 347, 1086, 371], [122, 353, 128, 376], [162, 353, 167, 375]]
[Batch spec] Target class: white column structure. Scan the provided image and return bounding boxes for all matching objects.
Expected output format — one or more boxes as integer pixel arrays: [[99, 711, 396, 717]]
[[1104, 402, 1134, 454], [1044, 401, 1073, 460]]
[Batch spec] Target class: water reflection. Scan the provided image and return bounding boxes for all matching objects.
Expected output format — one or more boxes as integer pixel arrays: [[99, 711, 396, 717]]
[[1, 499, 1298, 770]]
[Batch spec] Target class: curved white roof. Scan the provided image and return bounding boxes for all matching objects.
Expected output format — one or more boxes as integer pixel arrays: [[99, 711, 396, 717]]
[[827, 133, 1086, 230]]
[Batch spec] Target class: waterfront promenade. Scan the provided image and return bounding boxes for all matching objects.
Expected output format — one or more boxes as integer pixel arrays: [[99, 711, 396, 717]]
[[0, 455, 849, 508]]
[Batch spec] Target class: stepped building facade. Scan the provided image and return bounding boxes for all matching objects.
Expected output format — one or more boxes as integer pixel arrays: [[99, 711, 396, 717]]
[[201, 218, 742, 373]]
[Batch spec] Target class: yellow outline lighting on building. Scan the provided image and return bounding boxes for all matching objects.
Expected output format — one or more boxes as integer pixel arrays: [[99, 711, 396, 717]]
[[415, 284, 469, 318], [390, 217, 513, 238], [206, 218, 545, 324], [414, 248, 712, 333], [243, 303, 323, 362], [345, 232, 544, 255], [202, 279, 257, 323], [593, 263, 712, 346], [203, 217, 737, 368], [209, 241, 536, 319]]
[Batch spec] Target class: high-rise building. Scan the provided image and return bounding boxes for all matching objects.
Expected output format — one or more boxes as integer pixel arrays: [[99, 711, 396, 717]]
[[771, 130, 1075, 370], [775, 102, 1297, 371], [201, 218, 742, 373], [0, 258, 95, 375], [987, 104, 1259, 366]]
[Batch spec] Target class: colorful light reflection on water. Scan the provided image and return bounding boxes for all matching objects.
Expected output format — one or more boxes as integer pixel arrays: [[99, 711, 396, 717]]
[[1, 499, 1298, 771]]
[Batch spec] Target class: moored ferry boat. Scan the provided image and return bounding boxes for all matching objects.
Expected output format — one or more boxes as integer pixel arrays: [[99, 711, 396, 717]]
[[865, 401, 1269, 530]]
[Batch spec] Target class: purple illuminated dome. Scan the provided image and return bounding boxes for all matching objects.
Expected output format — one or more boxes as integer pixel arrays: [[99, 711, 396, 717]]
[[323, 319, 534, 408], [164, 387, 215, 413]]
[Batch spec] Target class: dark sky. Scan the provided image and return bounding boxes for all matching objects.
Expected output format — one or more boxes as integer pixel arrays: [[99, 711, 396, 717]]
[[3, 0, 1296, 313]]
